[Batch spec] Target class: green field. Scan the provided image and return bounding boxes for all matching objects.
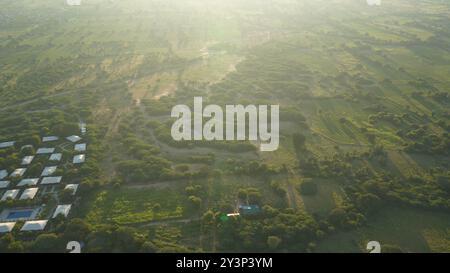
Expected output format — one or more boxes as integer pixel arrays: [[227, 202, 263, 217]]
[[0, 0, 449, 253]]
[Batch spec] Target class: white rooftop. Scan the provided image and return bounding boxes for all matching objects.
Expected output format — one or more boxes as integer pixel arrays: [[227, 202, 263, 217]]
[[0, 222, 16, 233], [10, 168, 26, 178], [0, 141, 15, 149], [74, 143, 87, 152], [49, 153, 62, 161], [73, 154, 85, 164], [21, 220, 48, 231], [0, 181, 10, 189], [64, 184, 79, 195], [42, 136, 59, 142], [66, 135, 82, 143], [0, 170, 7, 180], [41, 166, 57, 176], [20, 187, 39, 200], [36, 148, 55, 154], [1, 189, 20, 201], [22, 155, 35, 165], [17, 178, 39, 187], [53, 204, 72, 218], [41, 176, 62, 185]]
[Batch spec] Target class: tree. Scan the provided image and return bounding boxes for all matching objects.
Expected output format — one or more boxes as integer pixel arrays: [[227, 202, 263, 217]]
[[7, 241, 25, 253], [31, 234, 62, 253], [328, 208, 347, 227], [141, 241, 157, 253], [202, 210, 216, 226], [267, 236, 282, 250], [153, 203, 161, 213], [59, 188, 75, 203], [248, 191, 262, 204], [63, 218, 91, 242], [188, 196, 202, 209]]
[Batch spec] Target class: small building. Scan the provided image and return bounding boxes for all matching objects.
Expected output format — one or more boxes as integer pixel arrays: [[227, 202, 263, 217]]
[[66, 135, 82, 143], [0, 170, 8, 180], [49, 153, 62, 161], [0, 222, 16, 233], [36, 148, 55, 154], [1, 189, 20, 201], [73, 154, 85, 164], [0, 141, 15, 149], [74, 143, 86, 152], [53, 204, 72, 218], [41, 176, 62, 185], [10, 168, 26, 178], [239, 205, 261, 216], [64, 184, 79, 195], [20, 188, 39, 200], [226, 212, 240, 217], [21, 220, 48, 231], [17, 178, 39, 187], [0, 181, 10, 189], [21, 155, 35, 165], [41, 166, 57, 177], [42, 136, 59, 142]]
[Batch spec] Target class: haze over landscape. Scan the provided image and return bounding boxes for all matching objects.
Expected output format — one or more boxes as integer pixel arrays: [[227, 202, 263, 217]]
[[0, 0, 449, 253]]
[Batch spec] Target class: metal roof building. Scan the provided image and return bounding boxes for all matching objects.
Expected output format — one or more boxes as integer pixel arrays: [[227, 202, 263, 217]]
[[21, 220, 48, 231], [53, 204, 72, 218], [21, 155, 35, 165], [49, 153, 62, 161], [1, 189, 20, 201], [73, 154, 85, 164], [36, 148, 55, 154], [0, 222, 16, 233], [17, 178, 39, 187], [41, 176, 62, 185], [0, 181, 10, 189], [20, 188, 39, 200], [41, 166, 57, 176]]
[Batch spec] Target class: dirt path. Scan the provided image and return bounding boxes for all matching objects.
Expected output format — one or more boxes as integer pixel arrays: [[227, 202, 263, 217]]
[[285, 177, 298, 210], [285, 168, 304, 211]]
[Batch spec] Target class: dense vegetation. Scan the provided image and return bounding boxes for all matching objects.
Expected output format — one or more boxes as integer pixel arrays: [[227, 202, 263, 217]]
[[0, 0, 449, 253]]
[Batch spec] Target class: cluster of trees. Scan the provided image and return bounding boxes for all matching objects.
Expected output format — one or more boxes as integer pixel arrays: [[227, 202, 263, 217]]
[[368, 111, 404, 126], [0, 218, 169, 253], [185, 184, 206, 211], [115, 157, 172, 183], [347, 174, 450, 211], [148, 119, 257, 152], [215, 206, 323, 252], [270, 180, 287, 197], [237, 187, 262, 205], [402, 125, 449, 155]]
